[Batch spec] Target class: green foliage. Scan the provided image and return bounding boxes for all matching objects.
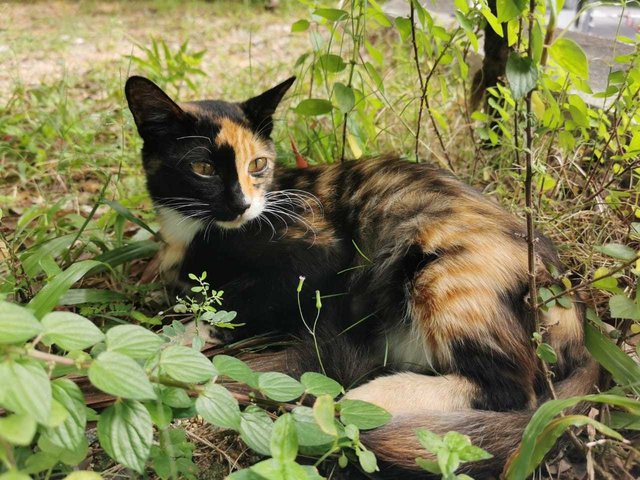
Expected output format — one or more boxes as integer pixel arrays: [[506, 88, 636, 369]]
[[415, 428, 492, 479], [2, 0, 640, 478]]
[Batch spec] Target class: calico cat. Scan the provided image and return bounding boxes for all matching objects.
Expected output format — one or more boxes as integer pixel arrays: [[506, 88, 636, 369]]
[[125, 75, 598, 478]]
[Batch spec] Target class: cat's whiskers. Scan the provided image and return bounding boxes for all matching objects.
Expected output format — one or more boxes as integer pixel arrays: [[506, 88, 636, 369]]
[[177, 145, 213, 166], [176, 135, 213, 146]]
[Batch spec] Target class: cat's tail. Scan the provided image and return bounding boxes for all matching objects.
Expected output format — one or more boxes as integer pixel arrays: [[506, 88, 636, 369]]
[[360, 358, 600, 478]]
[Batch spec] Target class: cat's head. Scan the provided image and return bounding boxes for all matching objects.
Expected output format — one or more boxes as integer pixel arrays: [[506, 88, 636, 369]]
[[125, 75, 294, 233]]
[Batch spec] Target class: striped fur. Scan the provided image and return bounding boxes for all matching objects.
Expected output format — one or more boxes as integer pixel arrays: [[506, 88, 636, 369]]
[[125, 76, 598, 477]]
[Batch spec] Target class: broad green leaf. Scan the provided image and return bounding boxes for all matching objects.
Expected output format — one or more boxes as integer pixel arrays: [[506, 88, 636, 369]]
[[609, 295, 640, 320], [497, 0, 526, 21], [258, 372, 304, 402], [313, 8, 348, 21], [585, 323, 640, 392], [0, 414, 37, 446], [106, 325, 165, 359], [313, 395, 337, 436], [160, 386, 193, 408], [195, 383, 241, 430], [536, 343, 558, 363], [42, 379, 86, 450], [28, 260, 102, 318], [291, 19, 310, 33], [59, 288, 127, 305], [506, 53, 537, 99], [333, 83, 355, 113], [595, 243, 636, 261], [144, 401, 172, 428], [97, 400, 153, 473], [549, 38, 589, 78], [357, 448, 378, 473], [41, 311, 104, 351], [480, 7, 503, 37], [270, 414, 298, 463], [504, 393, 640, 479], [339, 399, 391, 430], [291, 406, 335, 448], [317, 53, 346, 73], [0, 472, 32, 480], [88, 351, 156, 400], [0, 360, 51, 424], [239, 408, 274, 456], [213, 355, 259, 388], [300, 372, 343, 398], [294, 99, 333, 116], [0, 301, 42, 344], [416, 457, 441, 473], [416, 428, 444, 451], [160, 345, 216, 383]]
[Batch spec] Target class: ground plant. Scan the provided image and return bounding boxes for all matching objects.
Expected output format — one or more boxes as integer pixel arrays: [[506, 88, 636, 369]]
[[1, 0, 640, 479]]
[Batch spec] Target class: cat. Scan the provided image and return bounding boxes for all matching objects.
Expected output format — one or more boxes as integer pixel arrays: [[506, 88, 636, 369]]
[[125, 75, 598, 478]]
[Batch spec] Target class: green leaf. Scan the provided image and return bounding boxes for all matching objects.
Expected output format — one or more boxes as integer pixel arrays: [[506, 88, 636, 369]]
[[506, 53, 538, 99], [480, 7, 503, 37], [21, 234, 75, 278], [536, 343, 558, 364], [312, 394, 337, 436], [102, 200, 156, 235], [333, 83, 355, 113], [317, 53, 346, 73], [239, 408, 274, 456], [106, 325, 165, 359], [258, 372, 305, 402], [0, 301, 43, 344], [594, 243, 636, 261], [585, 323, 640, 392], [300, 372, 343, 398], [416, 428, 444, 452], [291, 19, 310, 32], [504, 393, 640, 479], [0, 472, 32, 480], [0, 360, 51, 424], [160, 386, 193, 408], [144, 402, 172, 428], [609, 295, 640, 320], [213, 355, 259, 388], [97, 400, 153, 474], [93, 240, 160, 272], [339, 399, 391, 430], [88, 351, 156, 400], [195, 383, 241, 430], [41, 311, 104, 351], [291, 406, 335, 448], [416, 457, 441, 473], [313, 8, 348, 21], [41, 379, 86, 450], [59, 288, 127, 305], [357, 448, 378, 473], [549, 38, 589, 78], [294, 99, 333, 116], [270, 414, 298, 463], [28, 260, 102, 318], [160, 345, 216, 383], [497, 0, 526, 21], [0, 414, 37, 446]]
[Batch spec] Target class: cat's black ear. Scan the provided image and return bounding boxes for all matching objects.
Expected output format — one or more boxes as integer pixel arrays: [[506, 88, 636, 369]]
[[125, 76, 187, 139], [240, 76, 295, 137]]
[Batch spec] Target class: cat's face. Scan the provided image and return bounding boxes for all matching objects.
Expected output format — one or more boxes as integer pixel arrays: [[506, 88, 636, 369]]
[[125, 76, 294, 232]]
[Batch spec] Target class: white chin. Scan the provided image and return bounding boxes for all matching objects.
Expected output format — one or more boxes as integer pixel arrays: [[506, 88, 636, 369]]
[[216, 199, 263, 230]]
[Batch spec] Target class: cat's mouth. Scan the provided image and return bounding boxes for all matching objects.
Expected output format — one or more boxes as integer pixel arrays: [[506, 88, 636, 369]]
[[215, 198, 264, 229]]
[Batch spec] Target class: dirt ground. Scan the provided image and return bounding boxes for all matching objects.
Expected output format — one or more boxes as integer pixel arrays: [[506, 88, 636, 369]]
[[0, 1, 303, 102]]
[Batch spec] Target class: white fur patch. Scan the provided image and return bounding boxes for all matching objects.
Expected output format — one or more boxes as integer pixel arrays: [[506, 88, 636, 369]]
[[157, 207, 205, 245]]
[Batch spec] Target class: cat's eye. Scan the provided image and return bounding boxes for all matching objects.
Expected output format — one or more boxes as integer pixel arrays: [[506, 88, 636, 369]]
[[191, 161, 215, 177], [248, 157, 268, 175]]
